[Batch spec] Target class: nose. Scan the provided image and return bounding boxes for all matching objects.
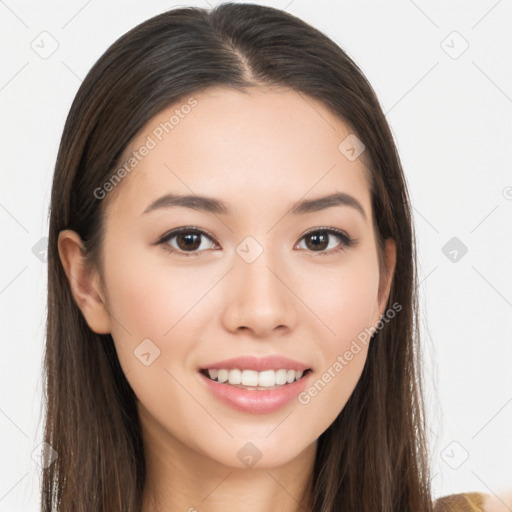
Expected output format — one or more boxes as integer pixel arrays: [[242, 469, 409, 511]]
[[221, 248, 297, 337]]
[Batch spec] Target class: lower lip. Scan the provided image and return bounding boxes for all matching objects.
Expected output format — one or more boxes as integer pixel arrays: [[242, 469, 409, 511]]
[[198, 371, 313, 414]]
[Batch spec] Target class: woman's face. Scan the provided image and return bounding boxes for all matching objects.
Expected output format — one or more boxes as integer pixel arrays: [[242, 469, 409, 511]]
[[64, 85, 395, 469]]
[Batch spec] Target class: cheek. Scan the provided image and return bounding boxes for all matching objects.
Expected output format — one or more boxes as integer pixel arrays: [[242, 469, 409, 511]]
[[102, 250, 217, 426], [102, 245, 224, 374], [105, 246, 210, 331], [293, 255, 379, 428], [301, 253, 380, 343]]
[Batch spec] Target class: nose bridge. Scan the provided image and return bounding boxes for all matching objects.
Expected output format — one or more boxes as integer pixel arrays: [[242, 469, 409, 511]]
[[223, 235, 296, 334]]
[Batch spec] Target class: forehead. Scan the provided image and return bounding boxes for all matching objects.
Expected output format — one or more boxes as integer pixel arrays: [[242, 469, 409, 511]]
[[106, 85, 371, 220]]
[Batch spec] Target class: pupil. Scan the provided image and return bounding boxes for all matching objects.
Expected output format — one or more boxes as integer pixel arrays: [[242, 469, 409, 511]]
[[308, 232, 328, 251], [178, 233, 200, 251]]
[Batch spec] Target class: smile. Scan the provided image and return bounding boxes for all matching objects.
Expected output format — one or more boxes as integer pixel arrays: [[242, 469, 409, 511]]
[[198, 368, 314, 413], [201, 368, 311, 389]]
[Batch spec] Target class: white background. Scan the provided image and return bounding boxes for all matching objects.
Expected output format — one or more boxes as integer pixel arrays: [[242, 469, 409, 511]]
[[1, 0, 511, 510]]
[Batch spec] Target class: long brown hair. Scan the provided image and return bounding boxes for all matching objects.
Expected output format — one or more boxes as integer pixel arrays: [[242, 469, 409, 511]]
[[42, 3, 433, 511]]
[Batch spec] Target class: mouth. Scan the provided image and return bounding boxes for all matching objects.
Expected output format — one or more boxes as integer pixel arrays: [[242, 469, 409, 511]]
[[199, 368, 313, 391]]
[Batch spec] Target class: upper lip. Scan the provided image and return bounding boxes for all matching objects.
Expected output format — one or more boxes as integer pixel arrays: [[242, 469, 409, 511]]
[[200, 355, 311, 372]]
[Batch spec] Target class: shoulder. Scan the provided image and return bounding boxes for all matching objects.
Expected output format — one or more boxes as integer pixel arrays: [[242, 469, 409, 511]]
[[434, 490, 512, 512]]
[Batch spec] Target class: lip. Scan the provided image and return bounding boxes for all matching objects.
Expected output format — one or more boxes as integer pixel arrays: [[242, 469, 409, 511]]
[[199, 355, 311, 372], [198, 369, 313, 414]]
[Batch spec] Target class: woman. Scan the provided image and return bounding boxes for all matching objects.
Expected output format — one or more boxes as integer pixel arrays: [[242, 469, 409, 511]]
[[41, 3, 492, 511]]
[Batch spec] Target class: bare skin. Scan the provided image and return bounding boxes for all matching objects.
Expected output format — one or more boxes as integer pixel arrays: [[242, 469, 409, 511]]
[[58, 85, 396, 512]]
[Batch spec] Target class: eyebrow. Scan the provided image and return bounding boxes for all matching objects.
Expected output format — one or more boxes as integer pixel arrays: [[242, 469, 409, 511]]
[[141, 191, 367, 221]]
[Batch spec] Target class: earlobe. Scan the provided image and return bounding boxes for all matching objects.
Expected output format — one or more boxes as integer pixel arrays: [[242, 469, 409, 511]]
[[57, 230, 111, 334]]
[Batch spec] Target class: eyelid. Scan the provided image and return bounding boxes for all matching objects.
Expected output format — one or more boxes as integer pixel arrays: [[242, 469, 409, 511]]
[[298, 226, 351, 243], [155, 225, 216, 246]]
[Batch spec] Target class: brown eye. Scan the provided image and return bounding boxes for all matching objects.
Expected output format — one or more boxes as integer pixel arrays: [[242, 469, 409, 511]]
[[297, 228, 354, 255], [304, 232, 330, 251], [158, 227, 217, 257], [175, 232, 202, 251]]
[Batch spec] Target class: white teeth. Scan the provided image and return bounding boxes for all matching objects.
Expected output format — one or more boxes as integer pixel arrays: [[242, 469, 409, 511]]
[[242, 370, 259, 386], [217, 369, 228, 383], [257, 370, 274, 387], [206, 368, 306, 387], [228, 369, 242, 385], [275, 369, 287, 385]]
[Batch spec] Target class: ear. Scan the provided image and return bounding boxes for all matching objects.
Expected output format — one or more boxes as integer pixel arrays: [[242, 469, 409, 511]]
[[373, 238, 397, 324], [57, 229, 111, 334]]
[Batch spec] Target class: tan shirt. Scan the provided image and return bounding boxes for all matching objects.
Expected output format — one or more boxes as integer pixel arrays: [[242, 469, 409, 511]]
[[434, 492, 487, 511]]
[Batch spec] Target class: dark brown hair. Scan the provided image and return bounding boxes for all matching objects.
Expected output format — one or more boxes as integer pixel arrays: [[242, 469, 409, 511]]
[[42, 3, 433, 511]]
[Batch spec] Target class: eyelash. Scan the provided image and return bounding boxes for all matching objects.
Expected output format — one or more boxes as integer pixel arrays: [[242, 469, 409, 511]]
[[155, 226, 357, 258]]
